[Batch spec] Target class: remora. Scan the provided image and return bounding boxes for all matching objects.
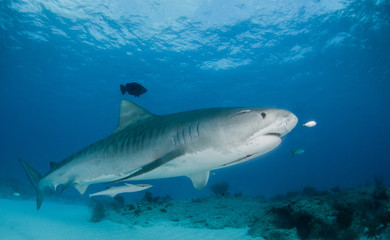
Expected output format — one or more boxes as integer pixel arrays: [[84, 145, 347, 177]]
[[19, 100, 298, 209]]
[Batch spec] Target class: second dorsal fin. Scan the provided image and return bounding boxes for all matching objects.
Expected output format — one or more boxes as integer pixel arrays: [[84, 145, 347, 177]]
[[115, 100, 155, 132]]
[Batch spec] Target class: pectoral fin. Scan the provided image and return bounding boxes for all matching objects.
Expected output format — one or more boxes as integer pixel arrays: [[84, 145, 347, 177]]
[[187, 171, 210, 190], [109, 149, 185, 184]]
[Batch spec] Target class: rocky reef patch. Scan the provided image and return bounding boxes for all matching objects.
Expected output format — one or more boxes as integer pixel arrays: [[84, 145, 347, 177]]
[[1, 177, 389, 239], [97, 182, 390, 240]]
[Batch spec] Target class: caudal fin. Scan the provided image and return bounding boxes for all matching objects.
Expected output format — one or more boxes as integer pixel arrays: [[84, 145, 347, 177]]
[[18, 158, 44, 210], [120, 84, 126, 95]]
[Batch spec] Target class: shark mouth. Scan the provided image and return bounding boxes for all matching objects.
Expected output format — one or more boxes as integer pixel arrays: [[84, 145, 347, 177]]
[[219, 132, 284, 169]]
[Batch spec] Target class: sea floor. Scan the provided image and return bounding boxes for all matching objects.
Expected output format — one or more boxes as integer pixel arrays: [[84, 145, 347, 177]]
[[1, 182, 389, 240], [0, 198, 259, 240]]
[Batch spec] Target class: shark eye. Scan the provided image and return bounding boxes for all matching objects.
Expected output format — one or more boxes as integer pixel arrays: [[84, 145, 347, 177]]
[[260, 112, 266, 119]]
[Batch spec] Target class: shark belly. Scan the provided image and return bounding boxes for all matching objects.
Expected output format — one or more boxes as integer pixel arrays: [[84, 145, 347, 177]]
[[131, 134, 282, 180]]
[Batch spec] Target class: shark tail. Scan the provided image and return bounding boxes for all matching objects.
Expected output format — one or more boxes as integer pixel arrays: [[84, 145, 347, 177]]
[[18, 158, 44, 210], [290, 151, 295, 158]]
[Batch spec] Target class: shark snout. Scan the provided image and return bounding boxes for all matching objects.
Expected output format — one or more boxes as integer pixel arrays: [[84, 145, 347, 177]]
[[268, 110, 298, 137], [280, 111, 298, 137]]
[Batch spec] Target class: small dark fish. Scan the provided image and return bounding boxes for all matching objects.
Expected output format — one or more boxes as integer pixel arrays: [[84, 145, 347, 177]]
[[120, 82, 147, 98]]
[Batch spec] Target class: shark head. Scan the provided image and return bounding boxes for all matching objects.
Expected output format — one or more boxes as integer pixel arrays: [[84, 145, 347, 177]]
[[242, 108, 298, 138], [201, 107, 298, 165]]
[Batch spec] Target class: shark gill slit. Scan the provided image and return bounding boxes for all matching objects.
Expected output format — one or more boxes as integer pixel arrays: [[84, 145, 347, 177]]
[[103, 138, 110, 154], [133, 135, 139, 151], [176, 132, 181, 145], [138, 133, 144, 150], [174, 134, 178, 146], [149, 127, 158, 146], [182, 129, 186, 144], [188, 125, 193, 140], [107, 138, 115, 155], [143, 128, 152, 149], [192, 123, 198, 139], [122, 135, 129, 153], [196, 121, 200, 137], [119, 135, 126, 153], [142, 130, 148, 149], [155, 127, 162, 144], [157, 127, 164, 144], [123, 135, 130, 153]]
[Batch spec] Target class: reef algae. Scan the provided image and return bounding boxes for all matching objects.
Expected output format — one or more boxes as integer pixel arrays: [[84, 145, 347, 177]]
[[101, 184, 390, 240]]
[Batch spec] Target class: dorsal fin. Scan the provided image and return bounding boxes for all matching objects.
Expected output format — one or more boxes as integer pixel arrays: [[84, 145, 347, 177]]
[[115, 100, 155, 133]]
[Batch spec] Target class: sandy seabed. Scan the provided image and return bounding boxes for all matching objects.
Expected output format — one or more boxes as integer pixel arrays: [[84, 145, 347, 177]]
[[0, 198, 260, 240]]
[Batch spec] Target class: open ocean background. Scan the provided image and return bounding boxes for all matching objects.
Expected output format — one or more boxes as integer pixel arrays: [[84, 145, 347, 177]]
[[1, 0, 389, 200]]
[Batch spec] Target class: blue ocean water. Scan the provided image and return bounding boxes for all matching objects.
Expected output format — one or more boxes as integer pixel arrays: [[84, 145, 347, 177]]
[[1, 0, 389, 201]]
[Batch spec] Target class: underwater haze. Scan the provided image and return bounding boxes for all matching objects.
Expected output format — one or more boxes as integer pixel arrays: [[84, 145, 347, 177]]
[[1, 0, 390, 202]]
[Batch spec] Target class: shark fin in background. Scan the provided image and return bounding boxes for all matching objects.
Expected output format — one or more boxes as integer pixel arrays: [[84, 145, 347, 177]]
[[18, 158, 44, 210], [108, 149, 185, 184], [115, 100, 155, 133], [74, 184, 89, 195], [187, 171, 210, 190]]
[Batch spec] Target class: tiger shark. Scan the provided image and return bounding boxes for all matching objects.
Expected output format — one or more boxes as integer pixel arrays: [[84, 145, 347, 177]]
[[19, 100, 297, 209]]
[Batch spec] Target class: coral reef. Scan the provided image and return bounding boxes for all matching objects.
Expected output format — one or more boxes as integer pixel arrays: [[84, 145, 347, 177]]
[[89, 200, 106, 223], [2, 176, 389, 239], [107, 191, 265, 230], [103, 184, 390, 240], [210, 182, 230, 196], [88, 195, 127, 222]]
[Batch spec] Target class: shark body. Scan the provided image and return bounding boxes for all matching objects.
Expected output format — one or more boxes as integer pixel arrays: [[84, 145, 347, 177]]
[[19, 100, 298, 209]]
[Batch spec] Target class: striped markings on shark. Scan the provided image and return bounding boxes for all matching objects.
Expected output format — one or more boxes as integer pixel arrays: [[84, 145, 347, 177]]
[[19, 100, 298, 209]]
